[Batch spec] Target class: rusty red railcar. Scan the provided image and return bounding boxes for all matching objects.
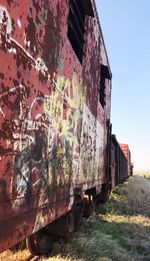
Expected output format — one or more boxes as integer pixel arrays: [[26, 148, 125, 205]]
[[0, 0, 132, 255], [110, 135, 133, 187], [0, 0, 112, 253], [120, 143, 133, 177]]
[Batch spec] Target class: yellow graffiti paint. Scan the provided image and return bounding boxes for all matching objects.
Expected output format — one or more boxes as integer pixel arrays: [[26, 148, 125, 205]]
[[44, 74, 86, 145]]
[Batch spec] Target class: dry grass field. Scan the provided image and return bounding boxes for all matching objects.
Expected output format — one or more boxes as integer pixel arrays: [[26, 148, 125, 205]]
[[0, 173, 150, 261]]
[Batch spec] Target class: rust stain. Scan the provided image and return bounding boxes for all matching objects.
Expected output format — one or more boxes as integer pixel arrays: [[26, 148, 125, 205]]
[[0, 0, 114, 253]]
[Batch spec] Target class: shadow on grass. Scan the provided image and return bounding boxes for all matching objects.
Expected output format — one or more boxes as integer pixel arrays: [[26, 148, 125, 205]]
[[49, 189, 150, 261], [49, 212, 150, 261], [87, 216, 148, 254]]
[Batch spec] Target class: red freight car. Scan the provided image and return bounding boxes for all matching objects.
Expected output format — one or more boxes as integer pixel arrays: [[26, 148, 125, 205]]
[[0, 0, 112, 254], [120, 144, 133, 177], [110, 135, 132, 187], [0, 0, 132, 255]]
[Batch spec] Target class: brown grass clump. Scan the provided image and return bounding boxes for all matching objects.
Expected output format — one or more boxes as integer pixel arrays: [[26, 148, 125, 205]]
[[126, 175, 150, 216], [0, 250, 31, 261], [0, 250, 77, 261]]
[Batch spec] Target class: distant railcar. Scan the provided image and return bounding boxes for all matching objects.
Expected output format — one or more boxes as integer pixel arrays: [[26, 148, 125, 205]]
[[0, 0, 132, 255], [120, 143, 133, 177], [111, 135, 130, 186]]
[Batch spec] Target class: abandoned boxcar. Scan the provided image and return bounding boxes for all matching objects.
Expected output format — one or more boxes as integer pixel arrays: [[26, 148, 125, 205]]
[[120, 143, 133, 177], [0, 0, 132, 255], [111, 135, 132, 188]]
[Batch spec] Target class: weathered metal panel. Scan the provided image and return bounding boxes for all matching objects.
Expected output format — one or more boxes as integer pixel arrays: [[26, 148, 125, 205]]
[[0, 0, 112, 252]]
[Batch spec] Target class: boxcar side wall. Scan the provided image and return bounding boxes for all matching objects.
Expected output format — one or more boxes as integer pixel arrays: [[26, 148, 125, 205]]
[[0, 0, 111, 252], [111, 135, 129, 187]]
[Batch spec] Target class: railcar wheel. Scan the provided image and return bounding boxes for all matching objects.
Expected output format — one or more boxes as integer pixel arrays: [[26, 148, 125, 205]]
[[26, 229, 54, 255]]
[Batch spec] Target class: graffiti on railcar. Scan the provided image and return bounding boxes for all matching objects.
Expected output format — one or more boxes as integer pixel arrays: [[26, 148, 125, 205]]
[[0, 69, 105, 207], [0, 0, 106, 215], [0, 0, 114, 253]]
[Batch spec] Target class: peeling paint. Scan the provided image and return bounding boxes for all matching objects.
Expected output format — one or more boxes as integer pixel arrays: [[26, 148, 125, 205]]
[[17, 19, 21, 28], [0, 6, 12, 35], [0, 0, 112, 253]]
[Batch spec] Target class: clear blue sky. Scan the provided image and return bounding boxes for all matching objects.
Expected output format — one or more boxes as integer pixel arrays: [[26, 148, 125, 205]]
[[96, 0, 150, 172]]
